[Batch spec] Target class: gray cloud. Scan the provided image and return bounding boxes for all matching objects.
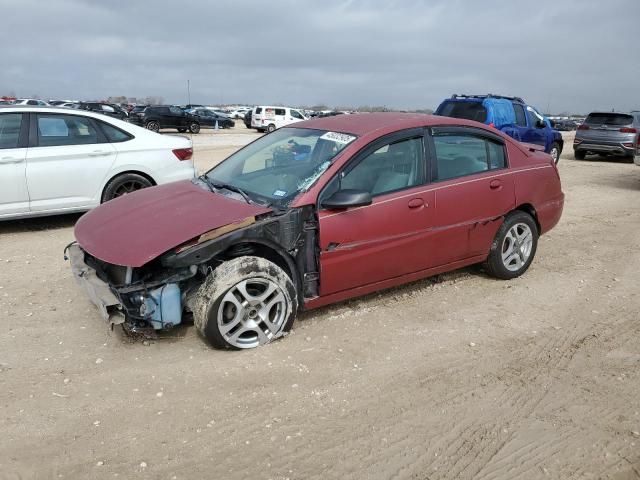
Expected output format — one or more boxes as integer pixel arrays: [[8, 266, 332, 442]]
[[1, 0, 638, 113]]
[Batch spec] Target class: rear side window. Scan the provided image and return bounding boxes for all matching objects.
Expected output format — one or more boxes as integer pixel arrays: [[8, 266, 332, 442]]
[[275, 108, 286, 116], [37, 114, 101, 147], [255, 107, 262, 114], [0, 113, 23, 149], [513, 104, 527, 127], [585, 113, 633, 126], [433, 134, 505, 181], [439, 101, 487, 123], [98, 121, 133, 143]]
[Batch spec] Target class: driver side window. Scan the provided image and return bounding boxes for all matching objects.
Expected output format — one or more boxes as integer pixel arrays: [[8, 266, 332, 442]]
[[340, 137, 424, 197]]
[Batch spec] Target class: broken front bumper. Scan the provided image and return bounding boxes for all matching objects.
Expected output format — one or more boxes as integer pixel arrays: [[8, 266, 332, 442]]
[[67, 244, 125, 325]]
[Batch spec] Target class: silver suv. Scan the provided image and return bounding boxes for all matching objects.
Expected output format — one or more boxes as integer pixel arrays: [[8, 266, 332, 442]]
[[574, 111, 639, 161]]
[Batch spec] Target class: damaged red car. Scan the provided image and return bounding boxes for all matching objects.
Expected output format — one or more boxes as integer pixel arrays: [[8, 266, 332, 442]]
[[68, 113, 564, 349]]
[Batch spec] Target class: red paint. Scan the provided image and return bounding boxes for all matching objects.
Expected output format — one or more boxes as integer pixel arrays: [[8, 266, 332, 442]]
[[75, 180, 270, 267], [75, 113, 564, 310]]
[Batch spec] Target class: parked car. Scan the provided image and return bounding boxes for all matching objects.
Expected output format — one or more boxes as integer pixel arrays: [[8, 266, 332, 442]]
[[13, 99, 49, 106], [435, 94, 564, 163], [251, 106, 307, 132], [0, 106, 195, 220], [68, 113, 564, 349], [230, 107, 252, 119], [243, 110, 252, 129], [189, 108, 235, 129], [573, 111, 640, 160], [128, 105, 201, 133], [77, 102, 128, 120], [552, 119, 578, 131]]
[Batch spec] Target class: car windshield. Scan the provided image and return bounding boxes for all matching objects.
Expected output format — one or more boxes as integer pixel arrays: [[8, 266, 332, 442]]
[[204, 127, 357, 206], [439, 101, 487, 123]]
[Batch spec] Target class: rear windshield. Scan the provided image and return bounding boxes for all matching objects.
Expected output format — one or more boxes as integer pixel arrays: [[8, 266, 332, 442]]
[[439, 101, 487, 123], [585, 113, 633, 126]]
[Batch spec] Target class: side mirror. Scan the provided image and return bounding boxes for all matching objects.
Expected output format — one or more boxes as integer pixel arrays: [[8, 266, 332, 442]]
[[322, 189, 372, 210], [536, 119, 546, 129]]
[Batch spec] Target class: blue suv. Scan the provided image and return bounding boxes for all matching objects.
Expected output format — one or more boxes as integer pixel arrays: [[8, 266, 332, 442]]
[[435, 94, 563, 163]]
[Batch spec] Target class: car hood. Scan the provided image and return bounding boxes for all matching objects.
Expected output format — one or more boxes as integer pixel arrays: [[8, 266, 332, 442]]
[[75, 180, 271, 267]]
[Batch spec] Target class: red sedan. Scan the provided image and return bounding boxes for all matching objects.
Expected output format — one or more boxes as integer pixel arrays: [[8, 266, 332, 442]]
[[68, 113, 564, 349]]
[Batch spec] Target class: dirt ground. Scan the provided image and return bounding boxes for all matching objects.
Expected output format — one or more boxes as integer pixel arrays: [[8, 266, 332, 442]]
[[1, 128, 639, 480]]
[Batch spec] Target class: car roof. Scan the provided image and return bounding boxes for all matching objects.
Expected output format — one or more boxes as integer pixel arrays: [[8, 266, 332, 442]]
[[0, 105, 118, 119], [290, 112, 496, 136]]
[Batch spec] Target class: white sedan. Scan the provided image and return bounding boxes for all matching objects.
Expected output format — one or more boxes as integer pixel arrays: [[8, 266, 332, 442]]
[[0, 106, 195, 220]]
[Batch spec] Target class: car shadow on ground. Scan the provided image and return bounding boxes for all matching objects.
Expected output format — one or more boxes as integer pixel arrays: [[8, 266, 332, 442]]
[[573, 154, 634, 164], [298, 266, 483, 323], [0, 213, 82, 235]]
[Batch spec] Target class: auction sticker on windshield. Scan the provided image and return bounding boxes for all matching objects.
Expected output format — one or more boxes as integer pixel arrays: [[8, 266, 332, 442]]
[[320, 131, 357, 144]]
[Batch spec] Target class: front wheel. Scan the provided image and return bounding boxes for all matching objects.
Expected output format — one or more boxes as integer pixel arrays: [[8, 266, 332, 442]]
[[189, 123, 200, 134], [549, 142, 561, 164], [194, 256, 298, 349], [484, 211, 538, 280], [145, 121, 160, 133]]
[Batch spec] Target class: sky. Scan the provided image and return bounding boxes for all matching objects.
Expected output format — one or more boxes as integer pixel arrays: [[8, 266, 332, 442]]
[[1, 0, 639, 114]]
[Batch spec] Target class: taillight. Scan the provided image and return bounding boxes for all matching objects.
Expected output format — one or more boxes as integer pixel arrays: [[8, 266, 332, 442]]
[[619, 127, 637, 133], [172, 148, 193, 161], [577, 125, 589, 130]]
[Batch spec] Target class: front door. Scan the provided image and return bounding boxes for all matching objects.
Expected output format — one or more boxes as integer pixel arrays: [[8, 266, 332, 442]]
[[318, 131, 435, 296], [26, 113, 117, 211], [0, 112, 29, 216], [428, 127, 516, 266]]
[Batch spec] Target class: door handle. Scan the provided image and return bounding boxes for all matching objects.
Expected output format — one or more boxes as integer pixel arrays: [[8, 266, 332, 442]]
[[88, 151, 111, 157], [408, 198, 425, 209], [489, 179, 502, 190], [0, 156, 24, 164]]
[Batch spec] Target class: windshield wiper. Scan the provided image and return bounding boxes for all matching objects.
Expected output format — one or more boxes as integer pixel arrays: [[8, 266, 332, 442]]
[[200, 176, 254, 205]]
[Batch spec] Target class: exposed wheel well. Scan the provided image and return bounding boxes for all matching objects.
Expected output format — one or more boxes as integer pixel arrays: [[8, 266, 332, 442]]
[[101, 171, 156, 201], [220, 242, 300, 294], [515, 203, 540, 233]]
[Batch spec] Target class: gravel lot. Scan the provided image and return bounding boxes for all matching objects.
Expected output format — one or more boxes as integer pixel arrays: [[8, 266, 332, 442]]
[[1, 129, 639, 480]]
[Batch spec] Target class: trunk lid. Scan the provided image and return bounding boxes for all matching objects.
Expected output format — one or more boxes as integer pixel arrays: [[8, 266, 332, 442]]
[[75, 180, 271, 267]]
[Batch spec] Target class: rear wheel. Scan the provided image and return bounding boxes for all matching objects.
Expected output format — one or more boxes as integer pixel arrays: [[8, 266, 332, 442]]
[[145, 121, 160, 133], [101, 173, 153, 203], [549, 142, 561, 164], [194, 256, 297, 349], [189, 122, 200, 134], [267, 124, 276, 133], [484, 211, 538, 280], [574, 150, 586, 160]]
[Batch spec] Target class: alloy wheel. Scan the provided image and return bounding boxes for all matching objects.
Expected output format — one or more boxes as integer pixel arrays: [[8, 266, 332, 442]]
[[217, 278, 287, 349], [113, 180, 147, 198], [501, 223, 533, 272]]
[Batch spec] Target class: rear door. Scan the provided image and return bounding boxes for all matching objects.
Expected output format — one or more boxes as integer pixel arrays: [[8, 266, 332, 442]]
[[427, 127, 515, 265], [26, 113, 117, 211], [0, 112, 29, 216], [505, 102, 546, 148]]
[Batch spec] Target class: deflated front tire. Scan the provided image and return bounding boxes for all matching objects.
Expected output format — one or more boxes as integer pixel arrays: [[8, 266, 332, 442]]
[[194, 256, 297, 349]]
